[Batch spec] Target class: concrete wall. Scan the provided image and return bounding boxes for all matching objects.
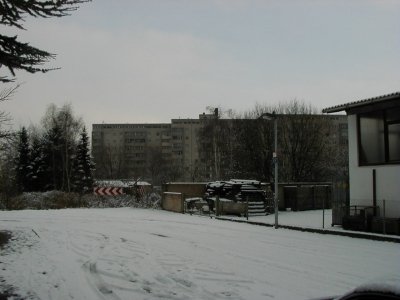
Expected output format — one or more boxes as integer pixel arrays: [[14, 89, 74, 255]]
[[162, 192, 184, 213], [348, 115, 400, 218]]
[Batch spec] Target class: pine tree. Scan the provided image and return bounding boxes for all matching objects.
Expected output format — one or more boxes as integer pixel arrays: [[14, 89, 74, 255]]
[[15, 127, 31, 192], [42, 123, 64, 190], [72, 127, 94, 193], [0, 0, 90, 82], [28, 136, 46, 191]]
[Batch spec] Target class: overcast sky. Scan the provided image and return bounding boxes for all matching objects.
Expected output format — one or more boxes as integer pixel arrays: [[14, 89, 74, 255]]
[[2, 0, 399, 131]]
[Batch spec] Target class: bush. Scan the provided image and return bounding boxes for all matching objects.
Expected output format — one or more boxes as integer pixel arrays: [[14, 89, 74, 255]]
[[1, 191, 161, 210]]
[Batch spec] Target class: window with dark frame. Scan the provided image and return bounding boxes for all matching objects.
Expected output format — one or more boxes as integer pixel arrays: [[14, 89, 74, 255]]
[[386, 107, 400, 162], [358, 107, 400, 165]]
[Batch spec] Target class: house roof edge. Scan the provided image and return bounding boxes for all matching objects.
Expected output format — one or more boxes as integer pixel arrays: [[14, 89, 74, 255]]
[[322, 92, 400, 113]]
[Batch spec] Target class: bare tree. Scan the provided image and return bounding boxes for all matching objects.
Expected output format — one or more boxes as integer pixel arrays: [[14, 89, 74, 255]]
[[197, 100, 342, 183], [146, 146, 165, 185], [0, 85, 19, 140], [197, 107, 223, 180], [275, 100, 332, 182], [233, 106, 275, 182], [41, 104, 83, 191], [197, 107, 242, 181], [94, 144, 128, 180]]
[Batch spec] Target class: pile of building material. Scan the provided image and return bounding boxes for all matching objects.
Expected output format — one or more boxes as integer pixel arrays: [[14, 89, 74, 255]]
[[205, 180, 269, 216]]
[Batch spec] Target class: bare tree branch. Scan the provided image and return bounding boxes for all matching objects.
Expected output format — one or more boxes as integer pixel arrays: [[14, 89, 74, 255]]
[[0, 84, 19, 102], [0, 84, 19, 140]]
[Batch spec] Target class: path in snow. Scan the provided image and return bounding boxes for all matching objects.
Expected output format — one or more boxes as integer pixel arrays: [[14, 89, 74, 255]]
[[0, 208, 399, 300]]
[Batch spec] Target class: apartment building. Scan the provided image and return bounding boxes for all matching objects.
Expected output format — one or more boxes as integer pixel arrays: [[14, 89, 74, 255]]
[[92, 113, 214, 183], [92, 112, 347, 184]]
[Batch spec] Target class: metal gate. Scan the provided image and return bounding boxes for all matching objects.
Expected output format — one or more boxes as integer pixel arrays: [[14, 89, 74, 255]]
[[331, 181, 349, 226]]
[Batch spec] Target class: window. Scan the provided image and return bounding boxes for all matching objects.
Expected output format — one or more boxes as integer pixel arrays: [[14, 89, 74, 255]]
[[387, 107, 400, 161], [359, 110, 385, 164], [358, 107, 400, 165]]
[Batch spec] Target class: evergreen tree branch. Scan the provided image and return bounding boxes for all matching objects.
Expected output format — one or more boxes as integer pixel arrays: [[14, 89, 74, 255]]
[[0, 34, 57, 82], [0, 0, 90, 82], [0, 0, 90, 29]]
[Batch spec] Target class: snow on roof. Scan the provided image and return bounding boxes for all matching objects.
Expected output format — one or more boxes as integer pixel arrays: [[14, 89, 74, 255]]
[[229, 179, 261, 185], [207, 181, 225, 188], [207, 197, 233, 202], [94, 180, 151, 188], [166, 182, 207, 185], [185, 197, 205, 202], [207, 180, 261, 186], [322, 91, 400, 113]]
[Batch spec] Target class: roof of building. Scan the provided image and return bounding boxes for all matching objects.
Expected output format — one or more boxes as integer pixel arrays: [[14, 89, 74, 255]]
[[322, 92, 400, 113]]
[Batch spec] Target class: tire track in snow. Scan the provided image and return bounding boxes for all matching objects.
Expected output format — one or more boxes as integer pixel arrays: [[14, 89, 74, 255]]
[[77, 232, 122, 299], [74, 231, 153, 299], [151, 246, 245, 299], [82, 261, 121, 300], [65, 230, 120, 299]]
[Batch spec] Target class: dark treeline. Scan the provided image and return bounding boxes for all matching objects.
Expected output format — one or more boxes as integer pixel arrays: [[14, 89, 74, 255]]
[[2, 104, 94, 198]]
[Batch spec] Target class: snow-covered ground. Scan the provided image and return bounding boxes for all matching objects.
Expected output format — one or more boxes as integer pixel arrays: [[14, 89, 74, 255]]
[[221, 209, 334, 229], [1, 208, 399, 300], [220, 209, 400, 239]]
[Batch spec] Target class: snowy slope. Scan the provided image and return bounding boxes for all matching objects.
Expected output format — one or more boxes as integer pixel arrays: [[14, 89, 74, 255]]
[[1, 208, 399, 300]]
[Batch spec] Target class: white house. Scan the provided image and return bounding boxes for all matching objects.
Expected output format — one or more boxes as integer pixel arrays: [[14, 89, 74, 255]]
[[323, 92, 400, 219]]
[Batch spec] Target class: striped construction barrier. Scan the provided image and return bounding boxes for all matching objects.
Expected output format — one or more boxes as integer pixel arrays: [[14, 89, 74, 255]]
[[93, 187, 124, 196]]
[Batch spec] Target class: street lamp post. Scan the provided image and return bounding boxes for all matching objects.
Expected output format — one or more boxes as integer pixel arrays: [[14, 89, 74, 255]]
[[259, 112, 279, 229]]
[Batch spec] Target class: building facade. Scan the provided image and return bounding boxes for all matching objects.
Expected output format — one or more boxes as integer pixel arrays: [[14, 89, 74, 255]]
[[92, 113, 215, 183], [323, 92, 400, 219], [92, 112, 348, 184]]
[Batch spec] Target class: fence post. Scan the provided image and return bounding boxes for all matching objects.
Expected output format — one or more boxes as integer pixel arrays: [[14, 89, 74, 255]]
[[312, 185, 315, 210], [383, 199, 386, 234], [216, 195, 220, 217], [246, 196, 249, 221], [322, 191, 325, 229]]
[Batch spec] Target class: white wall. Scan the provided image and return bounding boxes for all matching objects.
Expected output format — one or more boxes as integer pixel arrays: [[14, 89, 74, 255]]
[[348, 115, 400, 218]]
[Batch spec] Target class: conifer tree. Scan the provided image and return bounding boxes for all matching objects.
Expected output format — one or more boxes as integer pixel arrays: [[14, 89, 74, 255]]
[[42, 123, 64, 190], [15, 127, 31, 192], [28, 135, 46, 191], [72, 127, 94, 193]]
